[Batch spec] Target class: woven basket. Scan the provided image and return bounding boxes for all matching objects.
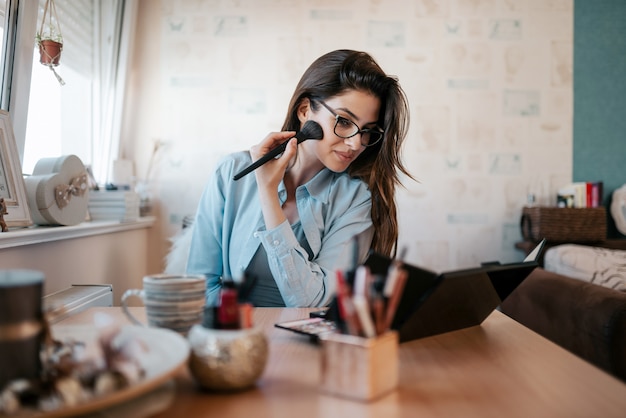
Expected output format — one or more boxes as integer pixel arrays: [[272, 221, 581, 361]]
[[521, 206, 607, 242]]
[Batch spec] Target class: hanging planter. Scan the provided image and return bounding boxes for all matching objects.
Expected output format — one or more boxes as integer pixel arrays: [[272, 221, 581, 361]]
[[35, 0, 65, 85], [38, 39, 62, 66]]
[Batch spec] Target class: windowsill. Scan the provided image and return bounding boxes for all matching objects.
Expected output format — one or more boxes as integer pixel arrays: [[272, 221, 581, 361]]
[[0, 216, 156, 250]]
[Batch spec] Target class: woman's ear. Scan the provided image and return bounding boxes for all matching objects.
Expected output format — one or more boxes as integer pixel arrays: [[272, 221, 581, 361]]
[[296, 98, 311, 124]]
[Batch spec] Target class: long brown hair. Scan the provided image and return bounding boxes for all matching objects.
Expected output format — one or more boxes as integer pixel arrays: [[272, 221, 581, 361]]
[[282, 50, 411, 257]]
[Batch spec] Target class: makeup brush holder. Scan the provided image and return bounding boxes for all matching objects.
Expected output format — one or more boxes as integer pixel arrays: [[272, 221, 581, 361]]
[[319, 330, 398, 401]]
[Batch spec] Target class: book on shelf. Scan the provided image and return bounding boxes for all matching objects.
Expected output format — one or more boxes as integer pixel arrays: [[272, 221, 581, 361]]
[[557, 181, 602, 208], [88, 190, 139, 201], [88, 190, 140, 221]]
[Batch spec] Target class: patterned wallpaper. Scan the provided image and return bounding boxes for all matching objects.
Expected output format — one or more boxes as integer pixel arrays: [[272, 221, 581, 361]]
[[124, 0, 573, 271]]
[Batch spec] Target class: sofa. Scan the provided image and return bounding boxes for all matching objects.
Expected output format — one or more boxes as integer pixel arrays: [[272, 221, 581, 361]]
[[500, 247, 626, 382]]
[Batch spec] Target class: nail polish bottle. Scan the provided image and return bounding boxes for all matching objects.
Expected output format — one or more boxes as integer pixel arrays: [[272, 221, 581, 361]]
[[217, 279, 239, 329]]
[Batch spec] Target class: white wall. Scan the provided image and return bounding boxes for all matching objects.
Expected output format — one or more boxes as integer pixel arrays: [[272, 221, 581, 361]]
[[122, 0, 573, 272]]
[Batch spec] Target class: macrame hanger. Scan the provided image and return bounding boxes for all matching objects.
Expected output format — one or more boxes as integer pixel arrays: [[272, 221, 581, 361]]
[[49, 67, 65, 86], [39, 0, 65, 86], [39, 0, 49, 37], [39, 0, 63, 43]]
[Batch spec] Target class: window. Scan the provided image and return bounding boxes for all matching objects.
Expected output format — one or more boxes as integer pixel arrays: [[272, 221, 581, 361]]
[[23, 0, 95, 175], [0, 0, 134, 184]]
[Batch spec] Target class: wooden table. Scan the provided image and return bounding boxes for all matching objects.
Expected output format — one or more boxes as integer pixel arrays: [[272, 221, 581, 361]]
[[53, 307, 626, 417]]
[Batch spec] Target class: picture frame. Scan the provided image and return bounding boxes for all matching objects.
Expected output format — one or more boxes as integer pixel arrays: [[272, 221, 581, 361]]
[[0, 110, 32, 228]]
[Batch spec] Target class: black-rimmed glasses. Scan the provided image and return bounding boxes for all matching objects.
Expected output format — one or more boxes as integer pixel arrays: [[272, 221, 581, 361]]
[[315, 99, 384, 147]]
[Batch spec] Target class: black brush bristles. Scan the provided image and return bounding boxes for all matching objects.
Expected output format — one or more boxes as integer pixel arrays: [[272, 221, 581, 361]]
[[296, 120, 324, 144], [233, 121, 324, 180]]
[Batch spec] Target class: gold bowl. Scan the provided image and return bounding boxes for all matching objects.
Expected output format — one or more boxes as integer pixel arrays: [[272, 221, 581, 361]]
[[187, 325, 268, 390]]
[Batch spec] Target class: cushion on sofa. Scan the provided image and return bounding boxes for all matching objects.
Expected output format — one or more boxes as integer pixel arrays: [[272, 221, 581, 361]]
[[544, 244, 626, 291], [611, 184, 626, 235], [501, 268, 626, 382]]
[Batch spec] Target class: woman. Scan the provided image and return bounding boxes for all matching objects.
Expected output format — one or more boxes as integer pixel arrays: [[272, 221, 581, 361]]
[[187, 49, 411, 307]]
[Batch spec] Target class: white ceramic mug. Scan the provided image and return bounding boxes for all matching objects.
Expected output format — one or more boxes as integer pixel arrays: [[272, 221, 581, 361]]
[[121, 274, 206, 335]]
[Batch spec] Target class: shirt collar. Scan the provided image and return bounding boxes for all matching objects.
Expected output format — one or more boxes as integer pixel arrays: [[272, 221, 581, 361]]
[[278, 168, 336, 204]]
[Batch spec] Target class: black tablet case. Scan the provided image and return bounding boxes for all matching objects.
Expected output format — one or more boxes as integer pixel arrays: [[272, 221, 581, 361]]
[[363, 252, 539, 343]]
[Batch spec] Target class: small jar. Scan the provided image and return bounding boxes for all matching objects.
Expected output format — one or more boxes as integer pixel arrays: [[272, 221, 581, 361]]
[[187, 324, 268, 390]]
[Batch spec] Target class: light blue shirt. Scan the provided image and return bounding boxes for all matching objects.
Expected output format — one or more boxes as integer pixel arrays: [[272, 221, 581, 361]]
[[186, 151, 374, 307]]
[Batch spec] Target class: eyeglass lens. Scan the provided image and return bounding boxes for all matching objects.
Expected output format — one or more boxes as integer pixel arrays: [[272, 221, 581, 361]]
[[316, 99, 383, 147], [334, 116, 383, 146]]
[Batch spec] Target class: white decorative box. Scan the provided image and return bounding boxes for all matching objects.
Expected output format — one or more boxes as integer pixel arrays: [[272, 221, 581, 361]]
[[24, 155, 89, 226]]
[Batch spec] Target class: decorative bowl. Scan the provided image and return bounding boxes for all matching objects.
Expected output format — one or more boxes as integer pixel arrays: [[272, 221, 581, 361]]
[[187, 325, 268, 390]]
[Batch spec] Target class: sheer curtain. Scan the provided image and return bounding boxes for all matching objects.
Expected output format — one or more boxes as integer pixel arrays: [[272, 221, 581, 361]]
[[93, 0, 137, 184]]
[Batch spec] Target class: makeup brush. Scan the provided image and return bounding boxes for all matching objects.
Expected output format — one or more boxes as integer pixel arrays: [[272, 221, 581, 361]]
[[233, 120, 324, 180]]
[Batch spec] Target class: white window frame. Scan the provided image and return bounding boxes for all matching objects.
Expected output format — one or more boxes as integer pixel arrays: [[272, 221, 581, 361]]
[[4, 0, 38, 161]]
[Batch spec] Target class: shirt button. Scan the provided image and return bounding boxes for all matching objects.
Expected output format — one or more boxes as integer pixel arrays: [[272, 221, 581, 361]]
[[253, 232, 259, 238], [273, 240, 280, 246]]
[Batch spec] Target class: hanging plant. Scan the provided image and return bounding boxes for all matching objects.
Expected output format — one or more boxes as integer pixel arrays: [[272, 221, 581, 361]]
[[35, 0, 65, 85]]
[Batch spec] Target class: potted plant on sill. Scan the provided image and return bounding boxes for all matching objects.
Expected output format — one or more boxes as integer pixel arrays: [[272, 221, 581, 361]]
[[36, 0, 65, 85]]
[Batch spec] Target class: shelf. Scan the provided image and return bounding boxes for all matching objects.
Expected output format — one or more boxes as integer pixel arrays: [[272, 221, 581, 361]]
[[0, 216, 156, 250]]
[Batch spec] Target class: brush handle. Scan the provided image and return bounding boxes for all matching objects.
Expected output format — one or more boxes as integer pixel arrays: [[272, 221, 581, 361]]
[[232, 132, 305, 181]]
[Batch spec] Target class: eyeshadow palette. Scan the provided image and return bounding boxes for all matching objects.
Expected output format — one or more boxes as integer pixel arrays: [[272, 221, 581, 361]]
[[274, 317, 338, 341]]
